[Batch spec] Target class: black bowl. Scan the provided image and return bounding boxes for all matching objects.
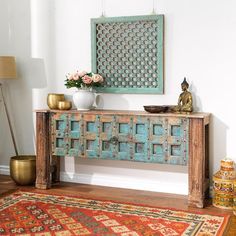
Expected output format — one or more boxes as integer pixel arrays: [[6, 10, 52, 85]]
[[143, 105, 169, 113]]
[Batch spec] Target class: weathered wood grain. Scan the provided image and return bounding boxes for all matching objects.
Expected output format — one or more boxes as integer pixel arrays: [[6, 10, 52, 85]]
[[35, 112, 51, 189], [35, 110, 210, 208]]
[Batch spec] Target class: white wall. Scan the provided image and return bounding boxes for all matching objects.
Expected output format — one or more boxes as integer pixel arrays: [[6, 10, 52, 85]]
[[1, 0, 236, 195]]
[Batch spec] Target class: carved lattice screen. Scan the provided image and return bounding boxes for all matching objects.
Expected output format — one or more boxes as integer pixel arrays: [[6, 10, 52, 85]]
[[91, 15, 164, 94]]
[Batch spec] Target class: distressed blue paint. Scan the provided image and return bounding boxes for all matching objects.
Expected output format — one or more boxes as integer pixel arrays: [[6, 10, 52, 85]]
[[102, 141, 110, 151], [68, 149, 79, 157], [84, 115, 100, 159], [171, 125, 181, 136], [67, 115, 82, 156], [69, 120, 81, 139], [52, 113, 69, 156], [114, 116, 132, 161], [153, 124, 164, 136], [119, 123, 129, 134], [135, 143, 144, 153], [103, 122, 112, 132], [54, 138, 67, 156], [56, 120, 65, 131], [100, 118, 113, 159], [71, 121, 79, 131], [149, 117, 189, 165], [171, 145, 181, 156], [87, 140, 95, 150], [50, 113, 189, 165], [56, 138, 64, 148], [136, 124, 145, 135], [151, 155, 165, 163], [118, 141, 130, 160], [150, 118, 166, 162], [87, 151, 98, 159], [119, 142, 128, 152], [86, 139, 99, 158], [133, 116, 149, 161], [101, 151, 113, 159], [169, 156, 182, 165], [87, 122, 95, 132], [153, 144, 163, 155], [70, 138, 80, 149]]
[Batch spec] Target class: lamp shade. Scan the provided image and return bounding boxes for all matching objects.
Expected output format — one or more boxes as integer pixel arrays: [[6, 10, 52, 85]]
[[0, 56, 17, 79]]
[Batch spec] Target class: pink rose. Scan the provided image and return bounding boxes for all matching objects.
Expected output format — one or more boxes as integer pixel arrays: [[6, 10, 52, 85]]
[[68, 74, 74, 80], [92, 74, 103, 83], [72, 72, 79, 80], [82, 75, 92, 84], [78, 70, 87, 77]]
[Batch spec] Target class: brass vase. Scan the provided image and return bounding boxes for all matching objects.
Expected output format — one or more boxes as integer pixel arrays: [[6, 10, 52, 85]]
[[47, 93, 65, 109], [58, 100, 72, 110], [10, 155, 36, 185]]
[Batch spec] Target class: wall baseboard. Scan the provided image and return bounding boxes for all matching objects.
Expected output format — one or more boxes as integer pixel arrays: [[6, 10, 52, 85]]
[[60, 171, 188, 195], [0, 165, 211, 196], [0, 165, 10, 175]]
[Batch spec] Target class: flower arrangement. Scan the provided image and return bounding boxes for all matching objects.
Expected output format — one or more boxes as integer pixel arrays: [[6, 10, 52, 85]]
[[65, 70, 104, 89]]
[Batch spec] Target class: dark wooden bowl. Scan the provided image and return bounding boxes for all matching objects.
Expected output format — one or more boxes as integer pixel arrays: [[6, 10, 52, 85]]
[[143, 105, 169, 113]]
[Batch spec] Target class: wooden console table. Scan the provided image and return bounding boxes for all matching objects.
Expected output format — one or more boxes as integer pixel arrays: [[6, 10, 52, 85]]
[[35, 109, 210, 208]]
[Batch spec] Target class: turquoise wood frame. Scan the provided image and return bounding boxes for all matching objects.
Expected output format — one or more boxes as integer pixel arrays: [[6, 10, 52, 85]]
[[91, 15, 164, 94]]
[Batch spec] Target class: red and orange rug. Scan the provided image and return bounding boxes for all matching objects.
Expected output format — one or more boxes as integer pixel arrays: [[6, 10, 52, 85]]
[[0, 190, 229, 235]]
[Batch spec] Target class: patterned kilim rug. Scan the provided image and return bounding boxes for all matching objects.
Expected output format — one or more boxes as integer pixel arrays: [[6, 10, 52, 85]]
[[0, 190, 229, 236]]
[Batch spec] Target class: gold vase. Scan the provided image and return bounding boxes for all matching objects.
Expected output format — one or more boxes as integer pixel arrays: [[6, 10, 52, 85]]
[[47, 93, 65, 109], [58, 100, 72, 110], [10, 155, 36, 185]]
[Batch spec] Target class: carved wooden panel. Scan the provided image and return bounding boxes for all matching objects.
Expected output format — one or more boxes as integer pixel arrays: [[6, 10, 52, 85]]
[[51, 113, 68, 156], [50, 113, 188, 165], [91, 15, 164, 94]]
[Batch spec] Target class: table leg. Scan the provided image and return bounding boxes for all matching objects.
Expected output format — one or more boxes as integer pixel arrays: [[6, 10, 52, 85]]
[[35, 112, 51, 189], [188, 118, 207, 208]]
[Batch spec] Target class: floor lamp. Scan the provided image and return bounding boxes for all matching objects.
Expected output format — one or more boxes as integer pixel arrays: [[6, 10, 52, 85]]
[[0, 56, 18, 156]]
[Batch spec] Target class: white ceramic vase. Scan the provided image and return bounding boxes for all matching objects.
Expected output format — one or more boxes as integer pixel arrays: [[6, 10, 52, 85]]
[[73, 89, 96, 110]]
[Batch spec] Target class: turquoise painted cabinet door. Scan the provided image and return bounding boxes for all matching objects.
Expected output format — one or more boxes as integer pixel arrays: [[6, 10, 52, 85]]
[[166, 118, 189, 165], [100, 115, 115, 159], [50, 112, 189, 165], [67, 114, 82, 157], [83, 114, 100, 159], [51, 113, 68, 156], [132, 116, 149, 162], [99, 115, 132, 160], [51, 113, 83, 157], [115, 116, 132, 160], [149, 117, 167, 163], [149, 117, 189, 165]]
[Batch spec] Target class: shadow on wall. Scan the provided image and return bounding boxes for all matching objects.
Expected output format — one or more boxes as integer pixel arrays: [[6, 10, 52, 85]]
[[187, 82, 227, 181], [0, 0, 48, 165], [60, 156, 188, 175], [210, 115, 228, 178], [96, 93, 130, 110], [8, 58, 47, 154], [190, 82, 202, 112]]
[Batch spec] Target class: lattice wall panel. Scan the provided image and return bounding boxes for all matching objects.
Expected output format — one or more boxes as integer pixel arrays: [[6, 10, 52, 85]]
[[91, 15, 164, 94]]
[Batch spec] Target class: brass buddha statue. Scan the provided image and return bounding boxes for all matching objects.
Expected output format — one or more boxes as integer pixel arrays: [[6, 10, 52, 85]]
[[173, 78, 193, 113]]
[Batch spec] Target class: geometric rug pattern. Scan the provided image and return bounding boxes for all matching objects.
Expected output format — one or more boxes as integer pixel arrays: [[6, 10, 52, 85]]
[[0, 191, 229, 236]]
